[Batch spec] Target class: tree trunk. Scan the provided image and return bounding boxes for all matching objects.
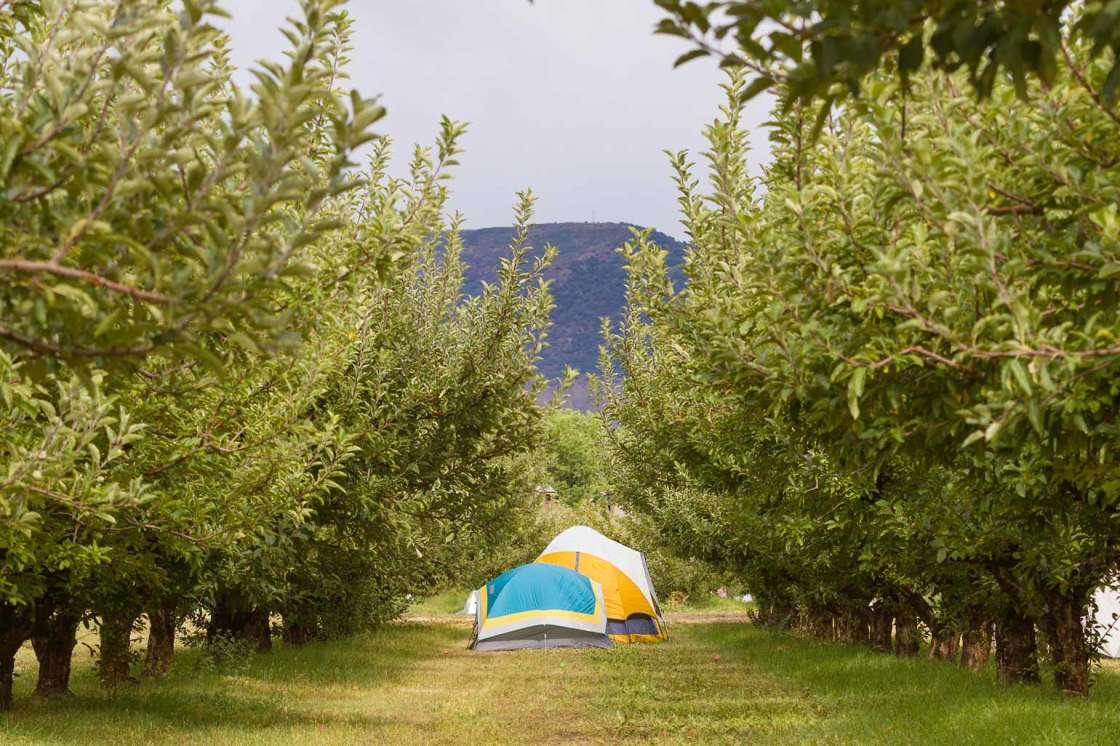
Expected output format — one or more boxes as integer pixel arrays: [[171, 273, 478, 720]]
[[97, 608, 138, 687], [852, 608, 871, 644], [995, 608, 1040, 685], [144, 603, 177, 679], [282, 608, 319, 647], [960, 616, 993, 672], [208, 592, 271, 653], [765, 599, 794, 628], [207, 591, 237, 642], [753, 598, 773, 626], [0, 603, 34, 711], [1045, 592, 1091, 696], [282, 620, 317, 647], [31, 602, 80, 698], [894, 610, 920, 657], [929, 626, 960, 662], [870, 606, 893, 653], [807, 608, 834, 640], [836, 610, 867, 644], [246, 608, 272, 653]]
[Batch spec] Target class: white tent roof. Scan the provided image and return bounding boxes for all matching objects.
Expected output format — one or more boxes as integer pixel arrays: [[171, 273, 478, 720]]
[[539, 525, 660, 611], [1092, 587, 1120, 658]]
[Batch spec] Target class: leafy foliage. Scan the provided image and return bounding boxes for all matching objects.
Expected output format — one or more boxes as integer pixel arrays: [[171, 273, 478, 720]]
[[0, 0, 555, 710], [654, 1, 1120, 116], [537, 409, 612, 504], [0, 0, 380, 363], [603, 19, 1120, 695]]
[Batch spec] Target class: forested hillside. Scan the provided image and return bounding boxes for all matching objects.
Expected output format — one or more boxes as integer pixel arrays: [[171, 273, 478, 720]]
[[459, 223, 686, 390]]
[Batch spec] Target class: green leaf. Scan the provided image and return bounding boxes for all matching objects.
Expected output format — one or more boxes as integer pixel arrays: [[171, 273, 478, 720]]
[[1027, 399, 1043, 435], [740, 76, 774, 102], [847, 368, 866, 420], [1098, 263, 1120, 279], [1008, 359, 1031, 395], [674, 48, 711, 68]]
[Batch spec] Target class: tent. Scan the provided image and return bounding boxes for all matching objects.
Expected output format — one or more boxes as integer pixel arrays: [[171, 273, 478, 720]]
[[1092, 587, 1120, 658], [538, 525, 667, 643], [459, 589, 479, 616], [469, 563, 611, 651]]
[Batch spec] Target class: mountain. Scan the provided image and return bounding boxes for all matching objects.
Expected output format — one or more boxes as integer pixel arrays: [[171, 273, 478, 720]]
[[457, 222, 687, 408]]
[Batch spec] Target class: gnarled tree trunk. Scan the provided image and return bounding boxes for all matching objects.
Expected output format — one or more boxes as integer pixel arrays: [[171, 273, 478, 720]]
[[852, 608, 871, 644], [960, 614, 993, 672], [753, 598, 772, 626], [807, 607, 834, 640], [31, 601, 80, 697], [928, 626, 960, 662], [870, 605, 893, 653], [760, 598, 794, 629], [0, 603, 34, 711], [995, 608, 1039, 685], [208, 591, 271, 653], [97, 607, 139, 687], [144, 602, 177, 679], [894, 610, 920, 657], [282, 606, 319, 647], [1044, 591, 1091, 696], [836, 610, 869, 644], [246, 608, 272, 653]]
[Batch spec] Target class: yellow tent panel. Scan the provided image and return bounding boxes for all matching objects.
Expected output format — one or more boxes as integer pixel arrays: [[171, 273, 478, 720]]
[[539, 550, 666, 643]]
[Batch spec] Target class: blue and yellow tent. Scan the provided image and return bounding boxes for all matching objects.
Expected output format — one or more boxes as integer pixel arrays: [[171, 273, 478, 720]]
[[470, 563, 611, 651], [538, 526, 668, 643]]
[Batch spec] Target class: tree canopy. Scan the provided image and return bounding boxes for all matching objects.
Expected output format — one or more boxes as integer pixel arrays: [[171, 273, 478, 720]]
[[0, 0, 556, 709], [602, 8, 1120, 695], [655, 1, 1120, 114]]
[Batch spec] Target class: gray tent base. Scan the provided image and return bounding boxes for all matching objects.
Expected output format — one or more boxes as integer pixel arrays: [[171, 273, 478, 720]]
[[471, 624, 612, 651]]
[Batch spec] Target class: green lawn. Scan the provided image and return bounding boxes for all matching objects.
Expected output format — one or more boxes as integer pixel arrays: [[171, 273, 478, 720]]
[[408, 587, 473, 615], [661, 593, 754, 614], [2, 619, 1119, 744]]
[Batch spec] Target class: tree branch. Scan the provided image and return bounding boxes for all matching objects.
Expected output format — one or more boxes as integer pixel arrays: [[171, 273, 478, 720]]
[[0, 259, 172, 304]]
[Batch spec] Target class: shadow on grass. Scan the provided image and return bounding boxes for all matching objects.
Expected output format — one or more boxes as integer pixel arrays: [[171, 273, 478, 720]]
[[1, 622, 466, 744], [705, 622, 1120, 745]]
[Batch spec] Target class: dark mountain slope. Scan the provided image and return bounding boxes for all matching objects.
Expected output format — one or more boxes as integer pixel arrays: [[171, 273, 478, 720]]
[[457, 222, 687, 384]]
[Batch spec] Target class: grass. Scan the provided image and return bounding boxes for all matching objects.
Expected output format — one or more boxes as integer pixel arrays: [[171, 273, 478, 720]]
[[409, 587, 473, 616], [661, 593, 753, 614], [2, 618, 1119, 744], [713, 624, 1120, 744]]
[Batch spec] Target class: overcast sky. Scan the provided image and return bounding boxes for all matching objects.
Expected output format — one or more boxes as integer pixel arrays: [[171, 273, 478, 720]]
[[220, 1, 772, 239]]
